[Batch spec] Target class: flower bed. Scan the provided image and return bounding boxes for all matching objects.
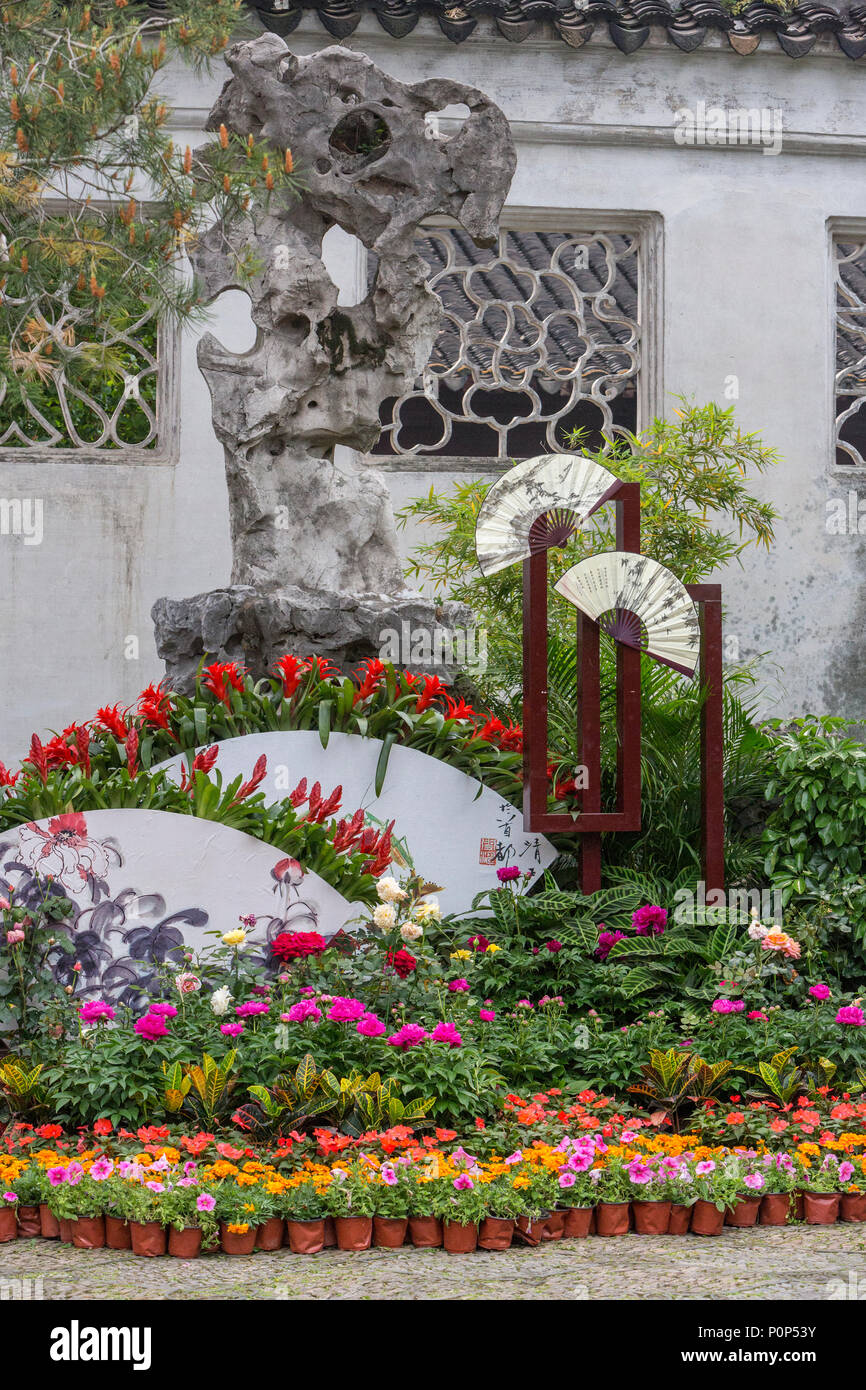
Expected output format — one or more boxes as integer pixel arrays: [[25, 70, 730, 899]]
[[3, 1117, 866, 1256]]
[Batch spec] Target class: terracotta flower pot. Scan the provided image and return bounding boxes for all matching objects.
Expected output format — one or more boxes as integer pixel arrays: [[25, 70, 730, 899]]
[[632, 1200, 671, 1235], [286, 1219, 325, 1254], [220, 1223, 257, 1255], [478, 1216, 514, 1250], [72, 1216, 105, 1250], [541, 1209, 566, 1242], [803, 1192, 840, 1225], [725, 1195, 761, 1228], [0, 1208, 17, 1242], [514, 1213, 546, 1246], [596, 1202, 630, 1237], [409, 1215, 443, 1248], [39, 1204, 60, 1239], [16, 1205, 41, 1238], [373, 1216, 408, 1248], [561, 1206, 594, 1239], [443, 1220, 478, 1253], [105, 1215, 132, 1250], [58, 1217, 74, 1244], [255, 1217, 284, 1251], [668, 1204, 692, 1235], [841, 1192, 866, 1223], [335, 1216, 373, 1251], [323, 1216, 337, 1248], [130, 1221, 167, 1257], [690, 1200, 724, 1236], [168, 1226, 202, 1259], [759, 1193, 791, 1226]]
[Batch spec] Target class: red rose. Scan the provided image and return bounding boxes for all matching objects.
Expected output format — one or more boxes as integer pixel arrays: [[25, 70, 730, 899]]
[[386, 948, 417, 980], [271, 931, 328, 961]]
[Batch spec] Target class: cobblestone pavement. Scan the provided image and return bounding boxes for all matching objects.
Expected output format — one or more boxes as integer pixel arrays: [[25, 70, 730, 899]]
[[2, 1226, 866, 1299]]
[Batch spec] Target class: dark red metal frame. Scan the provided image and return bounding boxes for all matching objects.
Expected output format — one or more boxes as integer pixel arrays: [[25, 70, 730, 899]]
[[521, 481, 724, 897]]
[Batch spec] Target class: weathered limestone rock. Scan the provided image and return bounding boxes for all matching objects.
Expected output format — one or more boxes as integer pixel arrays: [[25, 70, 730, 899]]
[[153, 37, 516, 687]]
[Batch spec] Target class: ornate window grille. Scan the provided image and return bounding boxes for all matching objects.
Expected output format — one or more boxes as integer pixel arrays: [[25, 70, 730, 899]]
[[834, 236, 866, 468], [374, 224, 645, 461], [0, 297, 176, 458]]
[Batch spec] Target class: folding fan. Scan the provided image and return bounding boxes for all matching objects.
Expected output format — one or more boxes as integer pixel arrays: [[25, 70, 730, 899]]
[[554, 552, 701, 677], [474, 453, 621, 577]]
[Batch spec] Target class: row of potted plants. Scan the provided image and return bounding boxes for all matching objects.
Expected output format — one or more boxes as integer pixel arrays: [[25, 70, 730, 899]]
[[3, 1130, 865, 1256]]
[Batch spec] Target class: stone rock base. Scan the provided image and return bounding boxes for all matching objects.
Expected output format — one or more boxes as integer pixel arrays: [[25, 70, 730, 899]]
[[152, 586, 475, 693]]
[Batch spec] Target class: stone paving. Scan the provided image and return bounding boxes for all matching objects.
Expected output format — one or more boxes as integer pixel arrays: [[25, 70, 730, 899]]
[[2, 1226, 866, 1299]]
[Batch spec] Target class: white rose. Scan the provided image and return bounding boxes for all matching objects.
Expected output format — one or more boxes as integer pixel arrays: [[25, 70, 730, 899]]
[[400, 921, 423, 943], [414, 898, 441, 922], [376, 876, 407, 904], [211, 986, 233, 1016], [373, 903, 397, 930]]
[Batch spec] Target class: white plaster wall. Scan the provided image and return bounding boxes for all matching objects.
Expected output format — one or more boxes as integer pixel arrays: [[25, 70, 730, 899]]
[[2, 17, 865, 758]]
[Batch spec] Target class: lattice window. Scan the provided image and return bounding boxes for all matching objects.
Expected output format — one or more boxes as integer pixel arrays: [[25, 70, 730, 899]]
[[374, 226, 643, 459], [0, 299, 169, 454], [834, 237, 866, 468]]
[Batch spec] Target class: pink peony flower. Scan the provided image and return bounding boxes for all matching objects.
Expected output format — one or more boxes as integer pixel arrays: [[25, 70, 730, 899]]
[[447, 978, 469, 993], [595, 929, 626, 961], [148, 1003, 178, 1018], [809, 983, 831, 1001], [284, 1000, 322, 1024], [545, 940, 563, 953], [431, 1021, 462, 1048], [134, 1013, 169, 1040], [479, 1008, 496, 1022], [387, 1023, 429, 1049], [356, 1013, 386, 1037], [235, 1000, 270, 1017], [327, 996, 366, 1022], [837, 1006, 865, 1026], [632, 905, 667, 936], [5, 928, 24, 945], [220, 1022, 244, 1037], [79, 1000, 116, 1025]]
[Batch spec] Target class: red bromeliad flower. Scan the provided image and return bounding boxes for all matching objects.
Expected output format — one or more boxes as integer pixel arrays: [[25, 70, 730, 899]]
[[201, 661, 246, 708], [192, 745, 219, 775], [137, 682, 174, 733], [332, 807, 365, 852], [0, 761, 19, 788], [444, 696, 478, 722], [94, 704, 129, 740], [300, 655, 339, 682], [414, 673, 447, 713], [75, 725, 91, 777], [302, 782, 342, 824], [126, 726, 139, 778], [354, 658, 386, 701], [271, 930, 328, 960], [25, 733, 49, 783], [230, 754, 267, 805], [274, 654, 303, 697]]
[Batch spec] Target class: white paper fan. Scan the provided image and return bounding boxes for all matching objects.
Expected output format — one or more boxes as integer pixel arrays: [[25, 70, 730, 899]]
[[554, 552, 701, 677], [474, 453, 621, 577]]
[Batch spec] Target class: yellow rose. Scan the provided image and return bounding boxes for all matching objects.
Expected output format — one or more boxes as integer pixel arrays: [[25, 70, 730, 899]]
[[451, 949, 471, 960], [486, 943, 501, 953], [222, 928, 247, 948]]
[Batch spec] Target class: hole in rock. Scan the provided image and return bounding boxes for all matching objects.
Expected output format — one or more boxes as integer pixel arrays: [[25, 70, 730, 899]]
[[329, 110, 391, 170], [321, 225, 367, 307]]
